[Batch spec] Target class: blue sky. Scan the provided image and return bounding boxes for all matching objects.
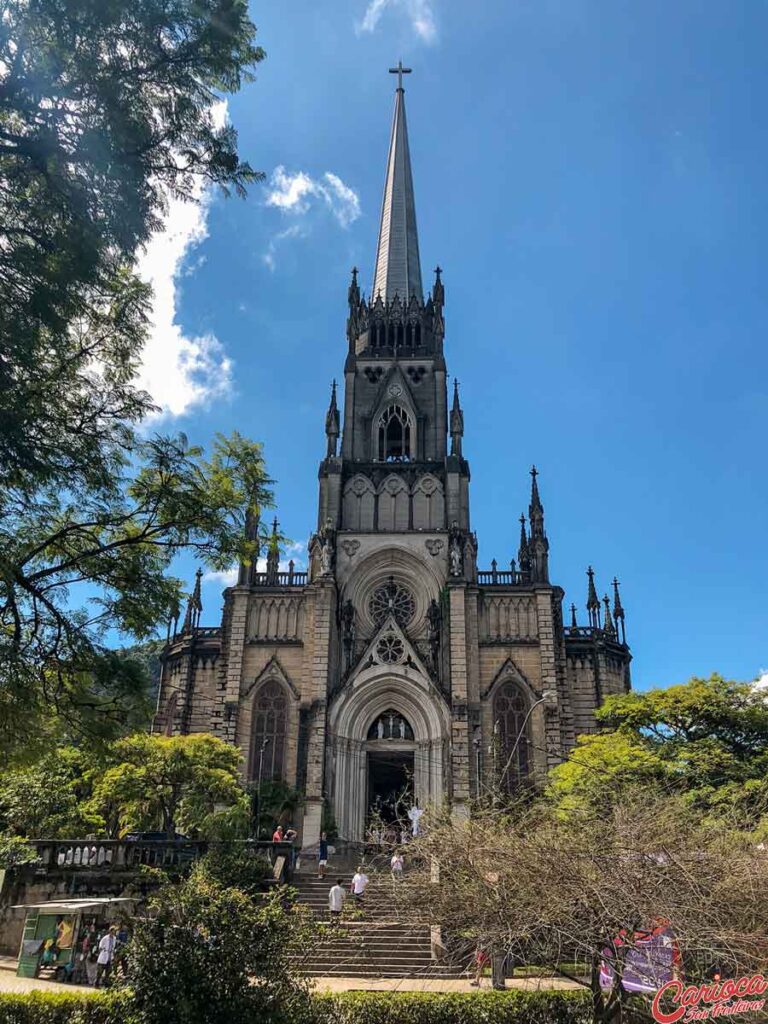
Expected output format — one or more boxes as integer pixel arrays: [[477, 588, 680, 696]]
[[139, 0, 767, 690]]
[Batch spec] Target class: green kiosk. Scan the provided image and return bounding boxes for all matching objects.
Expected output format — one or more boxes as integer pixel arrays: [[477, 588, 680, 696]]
[[14, 897, 133, 982]]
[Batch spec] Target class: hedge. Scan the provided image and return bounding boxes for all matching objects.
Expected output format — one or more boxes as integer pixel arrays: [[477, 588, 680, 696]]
[[0, 990, 592, 1024], [0, 991, 133, 1024], [315, 991, 593, 1024]]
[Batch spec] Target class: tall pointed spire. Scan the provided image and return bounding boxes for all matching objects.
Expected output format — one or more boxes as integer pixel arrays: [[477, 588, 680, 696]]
[[325, 380, 340, 458], [372, 63, 423, 304], [182, 568, 203, 632], [527, 465, 549, 583], [612, 577, 627, 645], [266, 517, 280, 585], [450, 379, 464, 456]]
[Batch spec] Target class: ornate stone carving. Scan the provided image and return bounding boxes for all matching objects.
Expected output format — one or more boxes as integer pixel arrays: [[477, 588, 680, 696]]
[[341, 539, 360, 557], [318, 518, 335, 576], [425, 538, 444, 556], [448, 521, 464, 577]]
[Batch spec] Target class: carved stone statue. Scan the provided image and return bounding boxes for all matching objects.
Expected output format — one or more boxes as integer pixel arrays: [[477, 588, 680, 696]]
[[377, 718, 384, 739], [341, 599, 355, 639], [318, 517, 335, 576], [427, 599, 441, 637], [449, 536, 463, 576], [448, 522, 464, 577], [398, 717, 406, 739]]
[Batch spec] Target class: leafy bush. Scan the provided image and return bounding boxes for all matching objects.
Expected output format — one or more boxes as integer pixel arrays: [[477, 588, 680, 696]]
[[128, 866, 311, 1024], [196, 843, 271, 895]]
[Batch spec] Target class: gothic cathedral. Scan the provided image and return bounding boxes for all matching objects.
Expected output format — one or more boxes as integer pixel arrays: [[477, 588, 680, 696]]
[[155, 74, 632, 848]]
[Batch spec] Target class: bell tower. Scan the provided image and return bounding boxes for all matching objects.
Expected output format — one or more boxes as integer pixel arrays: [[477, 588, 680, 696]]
[[318, 65, 470, 541]]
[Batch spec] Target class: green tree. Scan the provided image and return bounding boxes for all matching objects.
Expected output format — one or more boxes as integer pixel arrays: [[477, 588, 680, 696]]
[[0, 1, 273, 762], [0, 0, 264, 493], [128, 867, 312, 1024], [0, 746, 104, 838], [548, 675, 768, 823], [0, 431, 275, 763], [91, 733, 246, 837]]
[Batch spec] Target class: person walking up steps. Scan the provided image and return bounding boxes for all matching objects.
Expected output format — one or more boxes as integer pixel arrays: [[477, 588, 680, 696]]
[[318, 831, 329, 878], [390, 850, 404, 880], [328, 878, 345, 926], [350, 866, 369, 902]]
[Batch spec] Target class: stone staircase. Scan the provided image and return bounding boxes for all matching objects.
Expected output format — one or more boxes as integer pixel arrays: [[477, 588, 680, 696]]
[[291, 871, 468, 979]]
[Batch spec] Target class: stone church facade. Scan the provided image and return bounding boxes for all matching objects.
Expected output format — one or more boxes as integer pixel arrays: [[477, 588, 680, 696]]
[[155, 75, 632, 848]]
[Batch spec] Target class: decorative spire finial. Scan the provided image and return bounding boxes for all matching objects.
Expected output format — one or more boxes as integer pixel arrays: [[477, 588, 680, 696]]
[[449, 378, 464, 457], [518, 514, 531, 578], [389, 60, 412, 92], [603, 594, 615, 637], [325, 379, 340, 458], [570, 603, 578, 629], [265, 518, 280, 585], [612, 577, 627, 644], [586, 566, 601, 629], [182, 567, 203, 632]]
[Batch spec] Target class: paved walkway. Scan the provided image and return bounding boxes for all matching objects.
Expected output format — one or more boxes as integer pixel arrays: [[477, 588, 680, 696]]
[[0, 955, 581, 997]]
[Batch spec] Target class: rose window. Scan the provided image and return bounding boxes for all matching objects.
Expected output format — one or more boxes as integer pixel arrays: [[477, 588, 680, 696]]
[[376, 635, 405, 664], [369, 577, 415, 629]]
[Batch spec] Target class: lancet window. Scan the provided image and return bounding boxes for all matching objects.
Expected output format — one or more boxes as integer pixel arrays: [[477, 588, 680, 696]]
[[378, 404, 412, 461], [492, 682, 530, 790], [251, 681, 287, 782]]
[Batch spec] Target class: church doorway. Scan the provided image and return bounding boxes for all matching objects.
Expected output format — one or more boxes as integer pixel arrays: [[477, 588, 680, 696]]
[[367, 749, 414, 823]]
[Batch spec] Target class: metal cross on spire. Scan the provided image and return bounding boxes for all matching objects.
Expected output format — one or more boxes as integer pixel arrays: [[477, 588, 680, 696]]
[[389, 60, 412, 91]]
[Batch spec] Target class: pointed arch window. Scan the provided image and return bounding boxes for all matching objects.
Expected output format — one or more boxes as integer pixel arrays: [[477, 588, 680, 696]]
[[493, 682, 530, 791], [251, 680, 287, 782], [378, 404, 411, 461]]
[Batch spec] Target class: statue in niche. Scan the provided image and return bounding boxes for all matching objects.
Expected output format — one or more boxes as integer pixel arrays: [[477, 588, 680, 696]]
[[341, 599, 355, 673], [448, 521, 464, 577], [376, 718, 384, 740], [387, 712, 395, 738], [398, 718, 406, 739], [318, 517, 335, 576]]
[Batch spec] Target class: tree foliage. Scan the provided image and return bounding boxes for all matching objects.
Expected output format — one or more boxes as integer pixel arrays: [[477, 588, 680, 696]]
[[0, 0, 264, 492], [0, 746, 103, 839], [0, 0, 270, 761], [548, 675, 768, 825], [399, 796, 768, 1024], [90, 733, 246, 837]]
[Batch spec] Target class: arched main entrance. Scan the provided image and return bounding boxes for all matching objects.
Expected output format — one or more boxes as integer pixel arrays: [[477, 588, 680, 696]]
[[327, 669, 450, 842]]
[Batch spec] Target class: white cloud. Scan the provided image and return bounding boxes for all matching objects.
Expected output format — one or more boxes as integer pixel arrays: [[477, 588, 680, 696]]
[[136, 101, 233, 419], [265, 167, 361, 228], [262, 224, 305, 272], [755, 670, 768, 691], [357, 0, 437, 43]]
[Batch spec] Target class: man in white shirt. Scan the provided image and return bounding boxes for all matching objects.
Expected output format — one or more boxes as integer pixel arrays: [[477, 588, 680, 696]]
[[95, 926, 117, 988], [328, 878, 345, 925], [350, 866, 369, 901]]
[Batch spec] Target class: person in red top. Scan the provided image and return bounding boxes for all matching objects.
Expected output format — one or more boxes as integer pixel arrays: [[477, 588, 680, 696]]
[[272, 825, 284, 842]]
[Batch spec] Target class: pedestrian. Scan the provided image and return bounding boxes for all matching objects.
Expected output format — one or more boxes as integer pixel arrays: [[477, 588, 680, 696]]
[[350, 865, 369, 901], [390, 850, 404, 880], [95, 926, 117, 988], [470, 943, 490, 987], [318, 831, 329, 879], [272, 824, 284, 843], [328, 878, 345, 925]]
